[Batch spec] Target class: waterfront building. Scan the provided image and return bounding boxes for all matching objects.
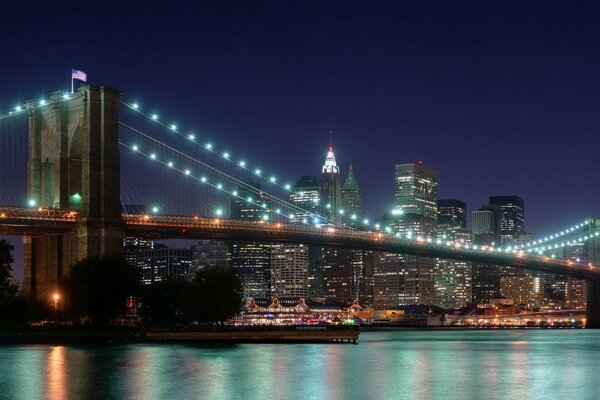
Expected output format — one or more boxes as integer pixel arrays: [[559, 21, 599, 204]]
[[500, 276, 544, 306], [270, 244, 309, 298]]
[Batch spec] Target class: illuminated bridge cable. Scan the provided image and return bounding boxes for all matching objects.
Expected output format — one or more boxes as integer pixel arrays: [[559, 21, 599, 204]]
[[118, 138, 344, 226], [119, 140, 307, 222], [118, 121, 340, 225], [121, 100, 297, 194]]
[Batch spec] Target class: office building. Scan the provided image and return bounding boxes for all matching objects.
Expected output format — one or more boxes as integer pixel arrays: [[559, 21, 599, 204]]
[[394, 162, 437, 218], [270, 244, 309, 298], [230, 181, 272, 300], [138, 244, 193, 284]]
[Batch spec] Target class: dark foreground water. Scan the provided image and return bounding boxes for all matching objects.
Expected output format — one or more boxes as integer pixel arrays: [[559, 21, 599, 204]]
[[1, 329, 600, 400]]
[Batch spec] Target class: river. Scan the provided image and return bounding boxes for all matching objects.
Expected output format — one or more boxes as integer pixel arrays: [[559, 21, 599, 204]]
[[1, 329, 599, 400]]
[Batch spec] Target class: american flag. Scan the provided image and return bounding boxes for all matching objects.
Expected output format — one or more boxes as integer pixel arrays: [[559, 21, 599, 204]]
[[71, 69, 87, 82]]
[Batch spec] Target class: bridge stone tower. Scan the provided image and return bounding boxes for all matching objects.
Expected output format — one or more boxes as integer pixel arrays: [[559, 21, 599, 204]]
[[23, 85, 123, 301]]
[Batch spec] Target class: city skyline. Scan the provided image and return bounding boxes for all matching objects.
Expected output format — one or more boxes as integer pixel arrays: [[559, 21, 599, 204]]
[[1, 1, 599, 238]]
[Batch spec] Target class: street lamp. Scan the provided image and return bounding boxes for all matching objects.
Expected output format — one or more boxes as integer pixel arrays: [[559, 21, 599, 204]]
[[53, 292, 60, 311]]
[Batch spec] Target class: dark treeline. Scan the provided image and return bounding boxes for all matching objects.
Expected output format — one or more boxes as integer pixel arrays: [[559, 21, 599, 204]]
[[0, 239, 51, 326], [0, 240, 243, 328]]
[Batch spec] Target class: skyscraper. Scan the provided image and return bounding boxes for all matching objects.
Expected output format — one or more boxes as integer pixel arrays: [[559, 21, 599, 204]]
[[437, 199, 466, 229], [489, 195, 525, 243], [342, 163, 362, 223], [374, 212, 436, 308], [270, 244, 309, 298], [290, 176, 321, 223], [138, 244, 193, 284], [230, 181, 272, 300], [321, 146, 342, 222], [394, 162, 437, 218], [290, 176, 322, 297], [435, 199, 472, 310], [341, 163, 369, 303], [374, 163, 438, 309]]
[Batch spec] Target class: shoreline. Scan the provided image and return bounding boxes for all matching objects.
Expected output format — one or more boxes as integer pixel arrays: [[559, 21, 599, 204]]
[[0, 326, 359, 345]]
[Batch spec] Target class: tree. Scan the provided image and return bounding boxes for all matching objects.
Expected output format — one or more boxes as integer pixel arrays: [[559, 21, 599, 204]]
[[180, 266, 243, 324], [63, 254, 141, 324], [0, 239, 18, 302], [139, 278, 187, 327]]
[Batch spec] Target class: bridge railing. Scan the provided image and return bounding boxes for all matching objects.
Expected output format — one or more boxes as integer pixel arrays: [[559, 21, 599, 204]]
[[122, 213, 600, 277]]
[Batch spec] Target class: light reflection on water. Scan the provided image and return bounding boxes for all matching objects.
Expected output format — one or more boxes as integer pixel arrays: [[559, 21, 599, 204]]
[[1, 330, 600, 399]]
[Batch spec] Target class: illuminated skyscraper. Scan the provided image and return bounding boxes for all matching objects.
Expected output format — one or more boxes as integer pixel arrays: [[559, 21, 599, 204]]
[[138, 244, 193, 284], [270, 244, 309, 298], [342, 163, 362, 223], [394, 162, 437, 218], [435, 199, 472, 310], [321, 146, 342, 222], [290, 176, 322, 297], [290, 176, 321, 223], [437, 199, 466, 229], [230, 181, 272, 300], [489, 195, 525, 243], [373, 212, 436, 308]]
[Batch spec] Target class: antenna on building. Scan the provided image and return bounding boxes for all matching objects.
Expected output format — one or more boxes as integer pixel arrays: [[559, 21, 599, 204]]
[[329, 129, 333, 151]]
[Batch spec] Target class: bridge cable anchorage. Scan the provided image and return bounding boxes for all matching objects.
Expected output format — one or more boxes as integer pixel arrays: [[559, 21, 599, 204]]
[[118, 122, 363, 231], [121, 100, 296, 192]]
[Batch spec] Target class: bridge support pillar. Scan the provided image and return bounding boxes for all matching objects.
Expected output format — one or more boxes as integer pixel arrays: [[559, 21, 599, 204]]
[[23, 86, 124, 301], [586, 281, 600, 328]]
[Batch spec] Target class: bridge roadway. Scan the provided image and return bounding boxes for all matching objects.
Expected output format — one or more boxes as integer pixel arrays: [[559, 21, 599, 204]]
[[123, 214, 600, 281], [1, 207, 599, 281]]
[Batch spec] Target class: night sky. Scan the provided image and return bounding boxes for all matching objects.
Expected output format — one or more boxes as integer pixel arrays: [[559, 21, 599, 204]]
[[2, 1, 600, 278]]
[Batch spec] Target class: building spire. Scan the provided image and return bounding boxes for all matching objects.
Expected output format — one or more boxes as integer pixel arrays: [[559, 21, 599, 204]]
[[322, 131, 339, 174], [343, 162, 359, 190]]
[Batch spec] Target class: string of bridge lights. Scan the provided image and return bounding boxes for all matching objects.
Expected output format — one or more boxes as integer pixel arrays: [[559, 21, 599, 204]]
[[119, 130, 357, 229], [121, 100, 297, 193], [104, 100, 600, 257], [119, 120, 376, 231], [121, 136, 600, 262], [5, 94, 597, 262], [0, 91, 75, 121], [516, 220, 591, 249]]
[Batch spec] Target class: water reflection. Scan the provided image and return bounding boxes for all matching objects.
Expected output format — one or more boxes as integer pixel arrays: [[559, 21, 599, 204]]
[[46, 346, 67, 400], [2, 331, 600, 399]]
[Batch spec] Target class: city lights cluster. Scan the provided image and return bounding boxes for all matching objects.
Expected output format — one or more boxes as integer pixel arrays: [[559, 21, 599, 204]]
[[121, 100, 297, 193]]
